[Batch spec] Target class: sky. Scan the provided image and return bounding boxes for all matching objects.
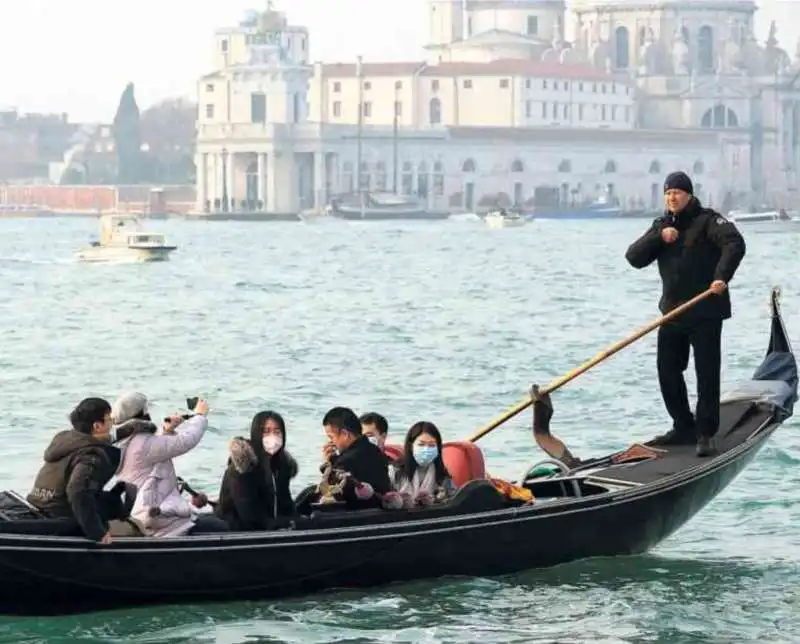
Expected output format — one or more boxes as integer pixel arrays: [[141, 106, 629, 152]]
[[0, 0, 797, 122]]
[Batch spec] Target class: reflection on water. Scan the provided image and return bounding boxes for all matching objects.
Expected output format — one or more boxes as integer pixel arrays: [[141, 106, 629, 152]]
[[1, 556, 797, 644]]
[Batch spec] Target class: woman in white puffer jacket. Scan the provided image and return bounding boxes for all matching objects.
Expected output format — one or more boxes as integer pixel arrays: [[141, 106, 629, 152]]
[[113, 393, 229, 537]]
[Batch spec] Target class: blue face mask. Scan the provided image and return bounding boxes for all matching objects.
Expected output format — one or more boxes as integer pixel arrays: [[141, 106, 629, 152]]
[[413, 444, 438, 467]]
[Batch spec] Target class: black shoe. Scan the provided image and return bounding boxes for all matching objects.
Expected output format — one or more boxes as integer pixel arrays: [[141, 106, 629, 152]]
[[696, 435, 716, 458], [647, 428, 696, 447]]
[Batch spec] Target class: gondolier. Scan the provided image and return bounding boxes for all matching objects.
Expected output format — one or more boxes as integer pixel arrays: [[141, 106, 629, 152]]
[[624, 171, 746, 457]]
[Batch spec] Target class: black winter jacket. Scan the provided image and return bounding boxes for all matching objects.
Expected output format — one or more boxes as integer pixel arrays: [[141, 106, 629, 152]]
[[214, 438, 298, 531], [625, 198, 746, 322], [27, 430, 122, 541]]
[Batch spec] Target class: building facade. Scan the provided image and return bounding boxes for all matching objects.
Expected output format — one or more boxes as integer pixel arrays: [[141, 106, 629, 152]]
[[194, 1, 800, 215]]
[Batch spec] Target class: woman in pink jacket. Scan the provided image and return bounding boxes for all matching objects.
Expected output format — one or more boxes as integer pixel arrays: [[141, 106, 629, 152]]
[[113, 392, 229, 537]]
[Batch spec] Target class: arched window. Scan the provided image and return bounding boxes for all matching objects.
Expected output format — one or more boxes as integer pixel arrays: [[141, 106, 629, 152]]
[[558, 159, 572, 173], [697, 26, 714, 72], [433, 161, 444, 196], [417, 162, 429, 198], [375, 161, 387, 191], [359, 161, 370, 190], [401, 161, 414, 195], [429, 98, 441, 125], [604, 159, 617, 173], [462, 158, 476, 173], [701, 105, 739, 128], [511, 159, 524, 172], [614, 26, 630, 69], [649, 160, 661, 174], [342, 161, 354, 193]]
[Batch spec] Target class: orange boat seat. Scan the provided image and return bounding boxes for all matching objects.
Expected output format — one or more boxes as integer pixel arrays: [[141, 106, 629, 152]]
[[382, 441, 487, 487], [382, 444, 404, 462], [442, 440, 487, 487]]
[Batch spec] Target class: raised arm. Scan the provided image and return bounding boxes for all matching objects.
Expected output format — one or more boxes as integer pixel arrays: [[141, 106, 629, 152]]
[[625, 218, 666, 269]]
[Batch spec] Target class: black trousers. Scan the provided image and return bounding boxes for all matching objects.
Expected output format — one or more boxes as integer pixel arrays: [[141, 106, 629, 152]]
[[656, 319, 723, 438]]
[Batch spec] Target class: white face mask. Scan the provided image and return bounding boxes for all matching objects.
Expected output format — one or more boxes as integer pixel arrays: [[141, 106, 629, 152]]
[[262, 435, 283, 455]]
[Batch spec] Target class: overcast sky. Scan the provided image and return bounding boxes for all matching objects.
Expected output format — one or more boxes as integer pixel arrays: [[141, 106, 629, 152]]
[[0, 0, 796, 122]]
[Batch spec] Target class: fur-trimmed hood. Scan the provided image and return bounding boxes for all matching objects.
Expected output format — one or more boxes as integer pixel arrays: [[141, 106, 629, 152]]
[[112, 418, 158, 444], [228, 437, 298, 478]]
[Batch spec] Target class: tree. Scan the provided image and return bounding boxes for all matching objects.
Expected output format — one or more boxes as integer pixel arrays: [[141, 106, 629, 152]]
[[112, 82, 143, 183], [139, 98, 197, 184]]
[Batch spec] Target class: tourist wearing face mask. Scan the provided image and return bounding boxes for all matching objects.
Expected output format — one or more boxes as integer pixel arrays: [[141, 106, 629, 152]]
[[214, 410, 299, 531], [389, 421, 456, 509]]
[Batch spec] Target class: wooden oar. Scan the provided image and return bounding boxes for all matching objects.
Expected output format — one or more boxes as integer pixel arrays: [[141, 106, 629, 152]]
[[467, 288, 716, 443]]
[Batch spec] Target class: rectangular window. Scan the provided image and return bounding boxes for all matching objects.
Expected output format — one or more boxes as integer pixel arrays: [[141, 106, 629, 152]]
[[499, 79, 509, 88], [363, 102, 372, 117], [333, 101, 341, 117], [205, 104, 214, 119], [250, 92, 266, 123], [333, 82, 341, 93], [527, 16, 538, 35], [463, 79, 472, 89]]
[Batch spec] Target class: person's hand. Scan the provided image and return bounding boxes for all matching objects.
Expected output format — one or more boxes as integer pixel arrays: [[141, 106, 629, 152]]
[[710, 280, 727, 295], [661, 227, 679, 243], [322, 442, 337, 462], [416, 490, 433, 506], [163, 414, 183, 433], [99, 531, 112, 545], [191, 493, 208, 508], [193, 399, 209, 416]]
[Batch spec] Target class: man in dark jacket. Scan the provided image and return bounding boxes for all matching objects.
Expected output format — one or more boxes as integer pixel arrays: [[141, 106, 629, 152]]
[[625, 171, 746, 457], [27, 397, 126, 543], [321, 406, 391, 507]]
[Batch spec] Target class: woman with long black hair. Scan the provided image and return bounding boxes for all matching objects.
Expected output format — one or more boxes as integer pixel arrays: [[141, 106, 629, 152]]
[[389, 421, 456, 509], [214, 410, 298, 531]]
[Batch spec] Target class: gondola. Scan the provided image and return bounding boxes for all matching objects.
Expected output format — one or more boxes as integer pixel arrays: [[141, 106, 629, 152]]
[[0, 287, 794, 617]]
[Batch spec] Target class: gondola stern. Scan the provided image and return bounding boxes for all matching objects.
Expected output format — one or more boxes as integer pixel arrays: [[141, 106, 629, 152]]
[[749, 287, 798, 417]]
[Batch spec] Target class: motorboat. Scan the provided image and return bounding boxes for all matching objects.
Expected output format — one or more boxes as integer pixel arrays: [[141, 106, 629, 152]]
[[728, 208, 800, 225], [0, 288, 793, 616], [484, 208, 526, 228], [298, 205, 338, 224], [74, 213, 176, 263]]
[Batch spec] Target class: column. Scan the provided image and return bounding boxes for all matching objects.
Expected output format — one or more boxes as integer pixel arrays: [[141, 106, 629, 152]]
[[267, 153, 279, 213], [194, 153, 205, 213], [226, 152, 236, 210], [313, 152, 325, 208], [212, 153, 221, 210], [201, 153, 209, 212], [257, 152, 266, 211]]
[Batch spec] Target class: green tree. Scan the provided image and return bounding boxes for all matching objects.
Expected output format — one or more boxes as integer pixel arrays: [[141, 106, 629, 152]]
[[112, 82, 143, 183]]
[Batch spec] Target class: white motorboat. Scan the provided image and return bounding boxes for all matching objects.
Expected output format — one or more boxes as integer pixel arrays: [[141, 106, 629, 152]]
[[298, 205, 338, 224], [485, 209, 526, 228], [728, 208, 800, 224], [74, 213, 177, 263]]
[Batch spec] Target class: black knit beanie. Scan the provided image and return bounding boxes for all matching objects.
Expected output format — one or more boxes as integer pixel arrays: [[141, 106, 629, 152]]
[[663, 171, 693, 195]]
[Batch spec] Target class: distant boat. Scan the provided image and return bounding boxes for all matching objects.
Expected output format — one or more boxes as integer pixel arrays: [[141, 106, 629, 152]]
[[328, 192, 449, 221], [298, 205, 339, 224], [74, 213, 176, 263], [525, 195, 623, 220], [728, 208, 800, 224], [485, 208, 526, 228]]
